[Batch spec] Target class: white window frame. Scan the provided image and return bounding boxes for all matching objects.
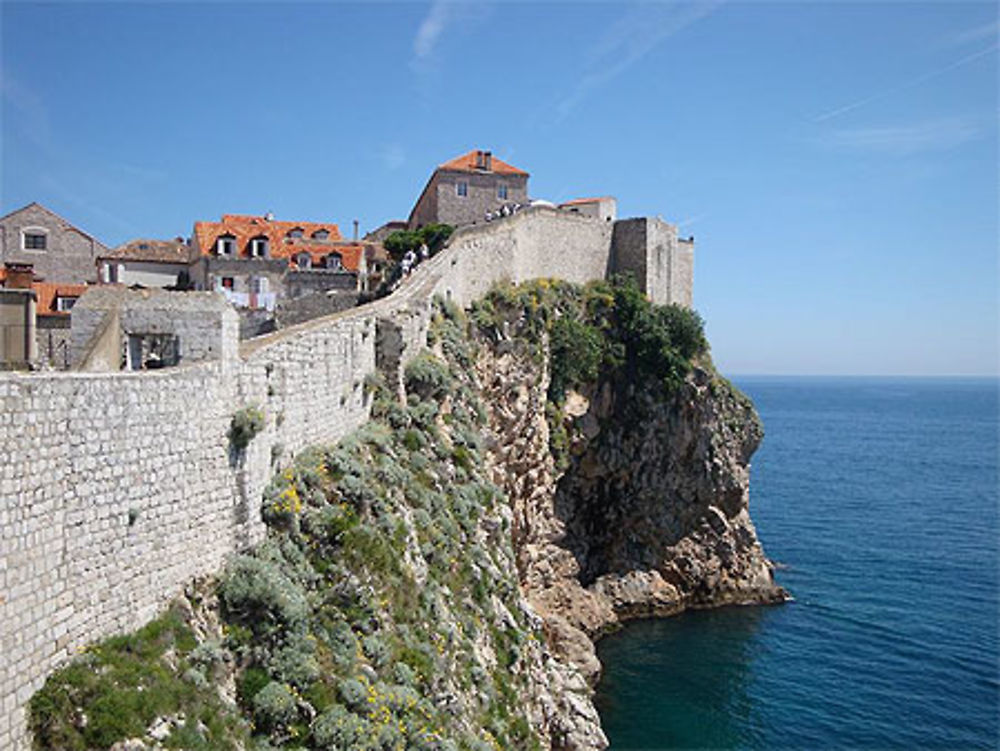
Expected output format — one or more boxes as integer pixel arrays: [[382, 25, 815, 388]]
[[250, 276, 269, 295], [497, 183, 508, 200], [296, 253, 312, 269], [326, 254, 342, 270], [55, 296, 77, 312], [250, 237, 269, 258], [456, 181, 468, 197], [312, 229, 330, 240], [20, 227, 49, 252], [217, 235, 237, 256]]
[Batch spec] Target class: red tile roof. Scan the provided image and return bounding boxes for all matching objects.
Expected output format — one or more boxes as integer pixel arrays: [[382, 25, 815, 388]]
[[34, 283, 88, 316], [102, 239, 199, 264], [193, 214, 344, 260], [277, 242, 366, 272], [438, 150, 528, 177], [0, 268, 89, 315], [560, 196, 614, 206]]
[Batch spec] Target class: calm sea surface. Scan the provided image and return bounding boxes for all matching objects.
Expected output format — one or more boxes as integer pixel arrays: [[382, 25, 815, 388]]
[[594, 377, 999, 750]]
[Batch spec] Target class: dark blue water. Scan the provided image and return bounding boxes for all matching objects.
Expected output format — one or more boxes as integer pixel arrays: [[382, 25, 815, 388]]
[[594, 377, 999, 750]]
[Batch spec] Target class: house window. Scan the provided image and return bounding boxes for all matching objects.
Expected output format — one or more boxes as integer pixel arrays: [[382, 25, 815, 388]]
[[55, 296, 78, 312], [313, 229, 330, 240], [497, 184, 508, 200], [456, 181, 468, 197], [250, 276, 269, 294], [250, 236, 269, 257], [296, 253, 312, 269], [217, 235, 237, 255], [22, 231, 47, 250], [326, 254, 342, 270], [221, 277, 234, 289], [287, 228, 304, 239]]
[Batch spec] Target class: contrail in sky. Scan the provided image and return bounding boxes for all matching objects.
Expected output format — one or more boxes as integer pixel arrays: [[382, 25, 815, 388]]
[[813, 43, 998, 123]]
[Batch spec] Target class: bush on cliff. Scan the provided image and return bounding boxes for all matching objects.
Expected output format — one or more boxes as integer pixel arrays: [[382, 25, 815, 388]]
[[28, 606, 247, 750]]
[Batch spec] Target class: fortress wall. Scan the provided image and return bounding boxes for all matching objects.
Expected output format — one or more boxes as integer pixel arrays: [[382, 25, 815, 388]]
[[429, 207, 614, 307], [0, 363, 246, 750], [0, 206, 684, 750]]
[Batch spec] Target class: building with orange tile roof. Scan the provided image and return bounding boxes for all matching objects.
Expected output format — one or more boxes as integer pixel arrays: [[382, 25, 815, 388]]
[[408, 149, 530, 229], [557, 196, 617, 222], [99, 238, 200, 289], [191, 213, 369, 313], [0, 262, 89, 368]]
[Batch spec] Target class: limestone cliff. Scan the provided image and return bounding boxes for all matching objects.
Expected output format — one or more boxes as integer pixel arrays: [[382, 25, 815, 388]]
[[474, 316, 786, 692]]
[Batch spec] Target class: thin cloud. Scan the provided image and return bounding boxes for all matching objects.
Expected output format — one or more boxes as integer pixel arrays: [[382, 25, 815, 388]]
[[941, 20, 999, 48], [551, 1, 722, 123], [820, 117, 981, 155], [411, 1, 491, 68], [813, 43, 998, 123], [677, 212, 709, 230], [1, 70, 53, 150], [413, 0, 450, 61]]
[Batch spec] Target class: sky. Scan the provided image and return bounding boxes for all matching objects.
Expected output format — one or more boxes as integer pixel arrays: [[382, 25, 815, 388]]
[[1, 1, 996, 376]]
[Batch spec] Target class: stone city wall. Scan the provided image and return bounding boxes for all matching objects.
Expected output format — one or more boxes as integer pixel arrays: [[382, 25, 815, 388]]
[[0, 206, 690, 749]]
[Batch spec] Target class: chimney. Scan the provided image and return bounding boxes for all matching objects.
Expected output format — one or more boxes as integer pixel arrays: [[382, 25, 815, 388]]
[[5, 263, 34, 290], [265, 211, 274, 221], [475, 150, 484, 169], [483, 151, 492, 171], [353, 220, 359, 242]]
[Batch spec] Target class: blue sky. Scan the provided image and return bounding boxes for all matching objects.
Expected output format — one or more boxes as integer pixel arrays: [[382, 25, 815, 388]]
[[2, 1, 996, 375]]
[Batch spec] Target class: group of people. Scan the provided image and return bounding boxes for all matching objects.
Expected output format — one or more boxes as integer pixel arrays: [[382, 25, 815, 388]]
[[399, 243, 430, 276], [484, 202, 526, 222]]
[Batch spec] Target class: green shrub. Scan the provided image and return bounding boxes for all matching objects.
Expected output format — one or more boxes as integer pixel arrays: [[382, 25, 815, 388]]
[[252, 681, 297, 734], [404, 353, 453, 399], [312, 704, 368, 750], [548, 315, 604, 402], [229, 405, 265, 451], [237, 665, 271, 708], [219, 555, 309, 635], [337, 677, 368, 711], [28, 608, 245, 751]]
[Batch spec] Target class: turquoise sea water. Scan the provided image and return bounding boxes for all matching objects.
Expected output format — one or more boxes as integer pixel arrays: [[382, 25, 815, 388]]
[[594, 377, 999, 750]]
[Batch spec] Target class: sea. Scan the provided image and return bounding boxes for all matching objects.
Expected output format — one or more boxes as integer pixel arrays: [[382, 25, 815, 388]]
[[593, 377, 999, 750]]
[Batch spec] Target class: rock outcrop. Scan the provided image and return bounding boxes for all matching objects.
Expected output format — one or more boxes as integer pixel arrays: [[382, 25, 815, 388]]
[[473, 311, 787, 716]]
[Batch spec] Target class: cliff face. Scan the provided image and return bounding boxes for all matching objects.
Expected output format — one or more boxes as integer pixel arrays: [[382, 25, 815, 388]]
[[29, 280, 784, 751], [470, 283, 787, 704]]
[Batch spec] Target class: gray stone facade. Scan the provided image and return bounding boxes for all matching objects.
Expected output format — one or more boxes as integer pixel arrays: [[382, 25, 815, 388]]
[[0, 203, 107, 284], [612, 218, 694, 309], [408, 151, 530, 229], [0, 206, 694, 750], [70, 287, 238, 371]]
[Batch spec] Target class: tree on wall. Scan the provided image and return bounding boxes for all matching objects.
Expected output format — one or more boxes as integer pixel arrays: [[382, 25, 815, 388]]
[[384, 224, 453, 261]]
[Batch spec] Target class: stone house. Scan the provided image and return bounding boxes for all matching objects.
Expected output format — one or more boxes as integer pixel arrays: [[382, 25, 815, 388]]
[[408, 149, 529, 229], [192, 214, 368, 311], [0, 202, 107, 284], [98, 238, 200, 289], [0, 263, 87, 369], [558, 196, 617, 222]]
